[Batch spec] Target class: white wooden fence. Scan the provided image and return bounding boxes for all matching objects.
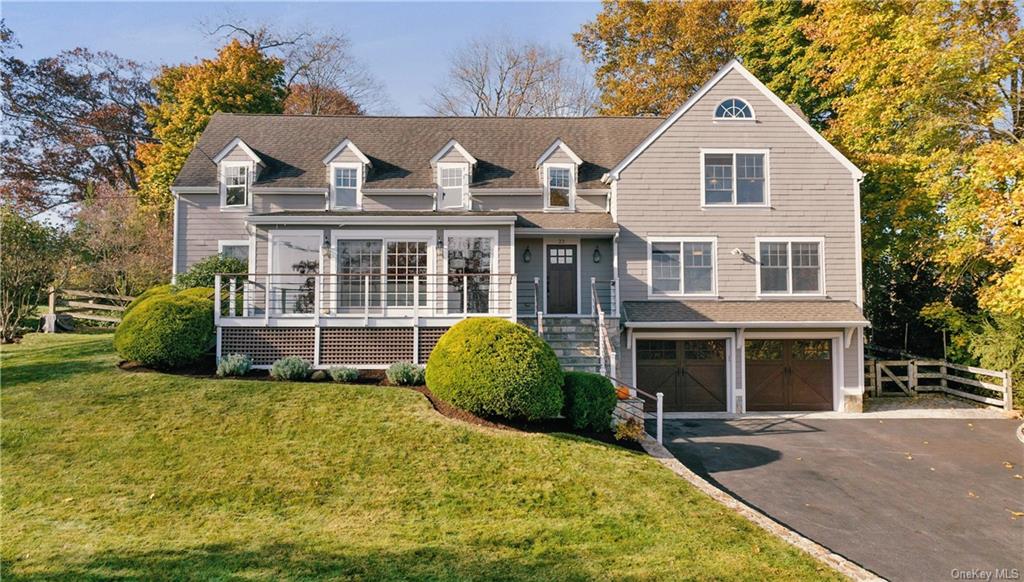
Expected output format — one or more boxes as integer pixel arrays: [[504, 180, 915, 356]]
[[865, 359, 1014, 411]]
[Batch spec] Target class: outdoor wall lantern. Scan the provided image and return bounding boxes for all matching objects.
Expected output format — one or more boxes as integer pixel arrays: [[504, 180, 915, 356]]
[[593, 246, 602, 263], [522, 246, 532, 263]]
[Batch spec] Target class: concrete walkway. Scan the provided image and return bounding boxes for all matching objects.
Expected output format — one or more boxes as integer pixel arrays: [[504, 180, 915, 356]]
[[656, 417, 1024, 581]]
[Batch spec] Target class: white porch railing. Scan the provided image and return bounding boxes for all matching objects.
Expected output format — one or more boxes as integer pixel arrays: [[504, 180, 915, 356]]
[[214, 272, 518, 324], [590, 277, 617, 378]]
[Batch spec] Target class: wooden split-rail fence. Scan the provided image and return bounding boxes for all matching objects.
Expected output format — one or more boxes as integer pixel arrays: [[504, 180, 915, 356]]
[[865, 358, 1014, 412], [43, 288, 135, 329]]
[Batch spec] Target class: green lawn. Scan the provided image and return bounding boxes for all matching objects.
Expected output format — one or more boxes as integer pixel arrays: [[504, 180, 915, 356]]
[[1, 333, 841, 581]]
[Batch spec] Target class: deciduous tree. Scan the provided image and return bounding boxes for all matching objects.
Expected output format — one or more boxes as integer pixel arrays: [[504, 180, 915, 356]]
[[0, 208, 66, 342], [135, 40, 287, 215], [428, 37, 596, 117], [575, 0, 745, 115], [0, 23, 154, 214]]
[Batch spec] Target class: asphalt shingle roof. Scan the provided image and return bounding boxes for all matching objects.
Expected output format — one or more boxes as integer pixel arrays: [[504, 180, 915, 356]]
[[174, 113, 664, 190], [622, 300, 869, 325]]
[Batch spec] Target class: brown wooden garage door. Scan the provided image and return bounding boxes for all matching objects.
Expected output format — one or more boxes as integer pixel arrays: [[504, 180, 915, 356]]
[[636, 339, 727, 412], [745, 339, 833, 411]]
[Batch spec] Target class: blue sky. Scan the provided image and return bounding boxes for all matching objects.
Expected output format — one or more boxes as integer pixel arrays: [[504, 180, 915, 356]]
[[4, 1, 602, 114]]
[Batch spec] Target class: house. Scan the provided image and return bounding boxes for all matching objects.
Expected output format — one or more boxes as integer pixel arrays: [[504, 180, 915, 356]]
[[171, 60, 868, 414]]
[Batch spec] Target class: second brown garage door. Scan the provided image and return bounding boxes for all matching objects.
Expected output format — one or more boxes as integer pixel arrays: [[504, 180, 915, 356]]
[[745, 339, 834, 411], [636, 339, 728, 412]]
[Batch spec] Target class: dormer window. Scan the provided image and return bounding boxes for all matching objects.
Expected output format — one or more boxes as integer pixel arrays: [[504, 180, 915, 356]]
[[221, 162, 250, 208], [438, 163, 468, 210], [714, 98, 753, 120], [330, 164, 361, 209], [545, 165, 573, 210]]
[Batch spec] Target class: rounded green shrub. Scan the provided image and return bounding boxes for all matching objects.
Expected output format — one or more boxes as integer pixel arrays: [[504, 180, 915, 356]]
[[386, 362, 425, 386], [271, 356, 311, 381], [562, 371, 617, 431], [217, 353, 253, 377], [124, 284, 173, 317], [329, 366, 360, 383], [114, 293, 214, 369], [426, 318, 563, 421], [175, 255, 247, 289]]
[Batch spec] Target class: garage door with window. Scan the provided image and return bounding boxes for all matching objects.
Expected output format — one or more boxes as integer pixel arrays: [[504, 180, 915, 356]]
[[636, 339, 727, 412], [745, 339, 833, 411]]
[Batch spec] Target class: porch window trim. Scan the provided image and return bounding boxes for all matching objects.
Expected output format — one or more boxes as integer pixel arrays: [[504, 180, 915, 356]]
[[436, 162, 470, 210], [699, 148, 770, 208], [220, 160, 253, 211], [754, 236, 826, 297], [646, 236, 718, 299], [266, 229, 324, 318], [329, 229, 437, 316], [543, 163, 576, 212], [443, 228, 499, 316], [329, 162, 363, 210]]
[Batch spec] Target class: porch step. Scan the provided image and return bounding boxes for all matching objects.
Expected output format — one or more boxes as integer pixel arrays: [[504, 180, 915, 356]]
[[520, 317, 603, 373]]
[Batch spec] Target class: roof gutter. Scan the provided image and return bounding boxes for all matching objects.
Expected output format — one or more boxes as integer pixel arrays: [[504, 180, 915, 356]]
[[514, 228, 619, 236], [246, 214, 517, 226], [623, 320, 870, 329]]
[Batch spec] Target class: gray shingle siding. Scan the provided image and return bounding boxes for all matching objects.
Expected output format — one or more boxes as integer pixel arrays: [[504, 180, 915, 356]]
[[614, 69, 859, 304]]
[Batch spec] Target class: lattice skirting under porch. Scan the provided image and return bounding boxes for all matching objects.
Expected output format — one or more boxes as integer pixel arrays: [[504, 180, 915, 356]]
[[219, 327, 449, 367]]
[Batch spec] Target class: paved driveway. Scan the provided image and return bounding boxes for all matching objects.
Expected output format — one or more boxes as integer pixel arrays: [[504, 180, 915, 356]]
[[658, 418, 1024, 581]]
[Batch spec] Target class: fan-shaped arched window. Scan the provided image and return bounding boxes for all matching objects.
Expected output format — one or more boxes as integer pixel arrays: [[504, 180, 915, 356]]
[[714, 98, 753, 120]]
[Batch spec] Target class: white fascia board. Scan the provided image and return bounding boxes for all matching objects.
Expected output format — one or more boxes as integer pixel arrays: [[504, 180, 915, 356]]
[[430, 139, 477, 167], [514, 228, 619, 236], [246, 214, 516, 226], [362, 189, 436, 195], [604, 59, 863, 182], [171, 186, 218, 194], [322, 138, 371, 166], [251, 187, 328, 194], [535, 139, 583, 167], [623, 320, 870, 329], [212, 137, 262, 165]]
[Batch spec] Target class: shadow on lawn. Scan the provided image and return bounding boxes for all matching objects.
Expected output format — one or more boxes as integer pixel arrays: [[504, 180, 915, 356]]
[[3, 542, 603, 581], [1, 339, 114, 388]]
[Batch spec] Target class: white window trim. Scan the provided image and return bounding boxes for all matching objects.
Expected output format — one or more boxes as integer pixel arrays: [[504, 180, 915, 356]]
[[218, 239, 250, 258], [436, 162, 470, 210], [219, 161, 253, 211], [713, 97, 756, 121], [543, 163, 576, 212], [328, 162, 363, 210], [699, 148, 771, 208], [443, 229, 500, 316], [754, 236, 826, 297], [646, 236, 718, 299], [329, 229, 438, 316], [266, 229, 325, 318]]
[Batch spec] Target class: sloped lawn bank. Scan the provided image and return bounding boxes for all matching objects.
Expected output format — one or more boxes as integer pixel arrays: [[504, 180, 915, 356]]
[[1, 333, 842, 581]]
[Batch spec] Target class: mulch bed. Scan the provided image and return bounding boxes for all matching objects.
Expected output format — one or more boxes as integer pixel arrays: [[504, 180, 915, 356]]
[[118, 362, 642, 451]]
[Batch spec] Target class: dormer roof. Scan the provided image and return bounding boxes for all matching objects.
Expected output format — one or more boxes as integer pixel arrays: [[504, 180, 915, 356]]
[[429, 139, 477, 167], [535, 139, 583, 167], [212, 137, 262, 165], [322, 138, 371, 166]]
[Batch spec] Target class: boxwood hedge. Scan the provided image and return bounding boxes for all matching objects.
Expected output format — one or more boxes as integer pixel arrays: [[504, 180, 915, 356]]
[[114, 290, 214, 369], [425, 318, 563, 421], [562, 371, 617, 431]]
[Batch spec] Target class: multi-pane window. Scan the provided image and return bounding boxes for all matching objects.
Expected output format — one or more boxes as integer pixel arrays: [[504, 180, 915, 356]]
[[703, 152, 766, 205], [333, 167, 358, 208], [439, 166, 465, 209], [385, 241, 428, 307], [650, 240, 715, 295], [714, 98, 753, 119], [223, 164, 248, 207], [759, 240, 822, 294], [336, 240, 382, 309], [651, 242, 681, 294], [682, 242, 714, 294], [546, 166, 572, 208]]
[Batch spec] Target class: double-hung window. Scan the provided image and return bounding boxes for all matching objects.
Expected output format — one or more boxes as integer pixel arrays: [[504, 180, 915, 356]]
[[757, 239, 824, 295], [221, 163, 250, 209], [438, 164, 467, 209], [545, 165, 574, 210], [702, 151, 768, 206], [331, 165, 360, 209], [649, 238, 716, 296]]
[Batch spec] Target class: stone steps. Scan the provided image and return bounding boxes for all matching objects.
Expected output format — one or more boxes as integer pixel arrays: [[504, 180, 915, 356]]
[[520, 317, 602, 373]]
